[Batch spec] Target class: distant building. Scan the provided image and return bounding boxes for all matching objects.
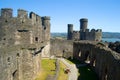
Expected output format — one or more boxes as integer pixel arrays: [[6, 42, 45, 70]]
[[67, 18, 102, 41]]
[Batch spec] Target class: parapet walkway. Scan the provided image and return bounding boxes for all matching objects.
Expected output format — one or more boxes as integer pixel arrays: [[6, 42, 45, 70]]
[[58, 58, 78, 80]]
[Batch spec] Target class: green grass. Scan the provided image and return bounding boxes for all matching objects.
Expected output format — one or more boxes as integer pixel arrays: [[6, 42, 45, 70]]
[[35, 59, 56, 80], [35, 58, 98, 80], [67, 58, 98, 80], [58, 61, 68, 80], [41, 59, 56, 75]]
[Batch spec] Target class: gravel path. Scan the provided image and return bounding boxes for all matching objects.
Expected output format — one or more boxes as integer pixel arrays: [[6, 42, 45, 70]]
[[58, 58, 78, 80]]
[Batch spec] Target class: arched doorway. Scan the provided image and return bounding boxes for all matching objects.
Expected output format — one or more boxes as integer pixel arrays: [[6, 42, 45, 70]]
[[78, 50, 81, 57], [84, 51, 90, 63], [91, 56, 96, 67]]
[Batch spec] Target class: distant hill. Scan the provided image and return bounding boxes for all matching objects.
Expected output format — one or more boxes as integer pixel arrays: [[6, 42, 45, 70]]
[[51, 33, 67, 39], [102, 32, 120, 38], [51, 32, 120, 39]]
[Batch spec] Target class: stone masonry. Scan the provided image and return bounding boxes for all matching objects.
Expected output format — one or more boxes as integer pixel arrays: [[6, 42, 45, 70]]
[[73, 41, 120, 80], [67, 18, 102, 41], [0, 8, 120, 80], [0, 8, 50, 80]]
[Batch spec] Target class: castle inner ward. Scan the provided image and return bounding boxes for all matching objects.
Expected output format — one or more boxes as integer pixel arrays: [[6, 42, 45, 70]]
[[0, 8, 120, 80]]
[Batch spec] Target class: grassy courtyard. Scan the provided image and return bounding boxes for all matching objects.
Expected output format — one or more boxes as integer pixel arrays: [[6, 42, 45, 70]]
[[35, 58, 97, 80], [67, 58, 98, 80], [35, 59, 68, 80], [35, 59, 56, 80], [57, 61, 68, 80]]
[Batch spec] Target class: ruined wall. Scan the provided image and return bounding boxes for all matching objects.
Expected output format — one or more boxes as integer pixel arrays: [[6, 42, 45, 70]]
[[67, 18, 102, 41], [0, 47, 20, 80], [83, 29, 102, 41], [0, 8, 50, 46], [72, 31, 80, 40], [41, 42, 50, 58], [50, 39, 73, 58], [73, 41, 120, 80], [0, 8, 50, 80], [0, 45, 47, 80]]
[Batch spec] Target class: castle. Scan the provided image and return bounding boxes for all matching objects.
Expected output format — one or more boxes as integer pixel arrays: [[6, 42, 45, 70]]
[[0, 8, 120, 80], [67, 18, 102, 41], [0, 8, 50, 80]]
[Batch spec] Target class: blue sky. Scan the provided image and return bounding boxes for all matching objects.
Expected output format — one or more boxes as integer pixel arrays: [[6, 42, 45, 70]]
[[0, 0, 120, 32]]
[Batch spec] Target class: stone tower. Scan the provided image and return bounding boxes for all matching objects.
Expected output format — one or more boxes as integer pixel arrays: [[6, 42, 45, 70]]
[[80, 18, 88, 31], [67, 24, 73, 40], [67, 18, 102, 41], [0, 8, 51, 80], [42, 16, 51, 41]]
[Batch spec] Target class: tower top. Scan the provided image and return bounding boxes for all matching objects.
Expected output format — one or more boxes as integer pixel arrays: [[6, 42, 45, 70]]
[[68, 24, 73, 26], [42, 16, 50, 20], [80, 18, 88, 22]]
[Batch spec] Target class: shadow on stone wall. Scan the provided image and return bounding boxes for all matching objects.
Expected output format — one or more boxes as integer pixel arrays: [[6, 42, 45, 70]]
[[73, 41, 120, 80]]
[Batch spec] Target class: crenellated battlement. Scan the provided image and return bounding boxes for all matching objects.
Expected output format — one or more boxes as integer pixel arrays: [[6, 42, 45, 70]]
[[0, 8, 51, 46], [0, 8, 51, 80], [0, 8, 48, 28], [0, 8, 27, 18], [80, 28, 102, 33], [0, 8, 28, 18], [18, 9, 28, 18], [73, 31, 79, 33], [91, 29, 96, 32], [1, 8, 13, 18], [67, 18, 102, 41], [96, 29, 102, 32], [42, 16, 50, 20], [30, 12, 42, 25], [90, 29, 102, 33], [0, 8, 42, 22]]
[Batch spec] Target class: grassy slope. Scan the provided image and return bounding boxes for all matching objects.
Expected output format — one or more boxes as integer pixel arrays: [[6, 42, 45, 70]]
[[35, 58, 97, 80], [58, 61, 68, 80], [35, 59, 55, 80], [67, 58, 98, 80]]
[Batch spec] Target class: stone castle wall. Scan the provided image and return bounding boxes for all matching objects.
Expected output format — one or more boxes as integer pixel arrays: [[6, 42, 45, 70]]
[[0, 8, 119, 80], [67, 18, 102, 41], [0, 8, 51, 80], [0, 8, 50, 46], [72, 31, 80, 40], [50, 39, 73, 58], [50, 39, 120, 80], [80, 29, 102, 41], [73, 41, 120, 80]]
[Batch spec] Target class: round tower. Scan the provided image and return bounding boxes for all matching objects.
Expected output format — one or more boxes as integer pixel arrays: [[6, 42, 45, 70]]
[[67, 24, 73, 40], [80, 18, 88, 31], [42, 16, 51, 41]]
